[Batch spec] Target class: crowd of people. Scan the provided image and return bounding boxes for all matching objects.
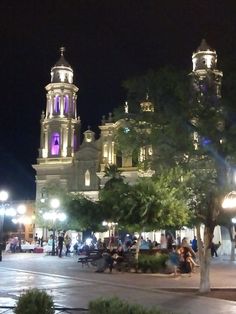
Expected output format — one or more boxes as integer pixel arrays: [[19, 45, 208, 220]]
[[5, 230, 220, 276], [76, 233, 221, 275], [74, 233, 202, 275]]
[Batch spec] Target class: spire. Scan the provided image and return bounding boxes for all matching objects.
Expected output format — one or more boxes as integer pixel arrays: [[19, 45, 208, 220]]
[[196, 39, 214, 52], [54, 46, 71, 68], [50, 46, 73, 83], [60, 46, 65, 56], [140, 92, 154, 112]]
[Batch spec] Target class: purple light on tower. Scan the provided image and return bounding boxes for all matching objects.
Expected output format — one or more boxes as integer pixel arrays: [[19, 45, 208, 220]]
[[51, 132, 60, 155], [54, 96, 60, 113], [64, 95, 69, 114]]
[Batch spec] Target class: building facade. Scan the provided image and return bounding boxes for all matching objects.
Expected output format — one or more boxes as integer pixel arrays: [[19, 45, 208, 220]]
[[32, 47, 152, 201], [33, 40, 223, 200]]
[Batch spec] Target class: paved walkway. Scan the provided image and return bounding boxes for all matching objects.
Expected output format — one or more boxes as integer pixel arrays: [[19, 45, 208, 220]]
[[0, 252, 236, 313]]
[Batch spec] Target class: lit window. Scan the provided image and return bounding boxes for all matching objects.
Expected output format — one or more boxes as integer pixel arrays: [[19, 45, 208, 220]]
[[205, 55, 213, 68], [51, 132, 60, 155]]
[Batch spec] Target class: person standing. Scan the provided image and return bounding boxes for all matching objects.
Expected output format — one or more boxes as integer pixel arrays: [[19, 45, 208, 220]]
[[58, 233, 64, 257], [160, 233, 167, 249], [191, 236, 198, 253], [64, 234, 72, 256], [211, 241, 218, 257]]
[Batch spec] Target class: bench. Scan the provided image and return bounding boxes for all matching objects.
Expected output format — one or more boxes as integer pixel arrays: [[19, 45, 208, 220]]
[[114, 251, 137, 272], [77, 250, 102, 267]]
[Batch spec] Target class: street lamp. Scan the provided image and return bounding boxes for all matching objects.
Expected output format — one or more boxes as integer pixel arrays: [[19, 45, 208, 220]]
[[12, 204, 34, 252], [0, 190, 9, 261], [222, 191, 236, 209], [43, 198, 66, 256], [102, 221, 118, 246]]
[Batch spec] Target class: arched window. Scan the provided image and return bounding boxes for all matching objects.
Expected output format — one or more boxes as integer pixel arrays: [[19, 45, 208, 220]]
[[64, 95, 69, 114], [51, 132, 60, 156], [85, 170, 90, 187], [54, 96, 60, 113]]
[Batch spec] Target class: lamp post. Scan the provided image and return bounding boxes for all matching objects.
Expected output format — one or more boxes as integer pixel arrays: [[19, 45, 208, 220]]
[[0, 190, 9, 261], [43, 198, 66, 256], [102, 221, 118, 247], [12, 204, 34, 252]]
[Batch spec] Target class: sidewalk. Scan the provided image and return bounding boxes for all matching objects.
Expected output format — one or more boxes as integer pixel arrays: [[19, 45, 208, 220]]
[[0, 253, 236, 314]]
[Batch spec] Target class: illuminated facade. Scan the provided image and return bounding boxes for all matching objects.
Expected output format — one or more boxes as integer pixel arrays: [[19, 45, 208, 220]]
[[32, 41, 231, 253], [33, 48, 145, 201], [33, 40, 223, 202]]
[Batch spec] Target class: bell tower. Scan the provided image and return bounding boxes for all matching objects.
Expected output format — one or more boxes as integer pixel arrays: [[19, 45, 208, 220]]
[[191, 39, 223, 98], [39, 47, 80, 159], [190, 40, 224, 150], [33, 47, 81, 198]]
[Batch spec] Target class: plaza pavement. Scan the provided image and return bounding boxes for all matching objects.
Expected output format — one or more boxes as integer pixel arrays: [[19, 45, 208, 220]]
[[0, 252, 236, 313]]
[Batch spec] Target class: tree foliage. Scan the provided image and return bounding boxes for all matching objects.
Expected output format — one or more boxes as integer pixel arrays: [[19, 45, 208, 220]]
[[115, 64, 236, 292], [99, 166, 193, 233], [64, 194, 105, 232]]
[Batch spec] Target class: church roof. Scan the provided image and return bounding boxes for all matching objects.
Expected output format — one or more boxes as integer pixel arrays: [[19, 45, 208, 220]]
[[54, 47, 72, 68], [50, 47, 73, 84], [196, 39, 214, 52]]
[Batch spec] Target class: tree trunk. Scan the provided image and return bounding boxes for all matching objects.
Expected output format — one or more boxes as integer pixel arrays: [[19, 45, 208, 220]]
[[135, 233, 141, 262], [132, 233, 142, 273], [198, 225, 213, 293]]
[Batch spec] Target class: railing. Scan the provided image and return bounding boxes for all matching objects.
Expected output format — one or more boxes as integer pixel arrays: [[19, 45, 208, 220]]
[[0, 306, 89, 313]]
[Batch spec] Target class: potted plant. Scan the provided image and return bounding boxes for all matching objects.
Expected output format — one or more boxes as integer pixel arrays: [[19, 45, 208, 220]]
[[14, 288, 55, 314]]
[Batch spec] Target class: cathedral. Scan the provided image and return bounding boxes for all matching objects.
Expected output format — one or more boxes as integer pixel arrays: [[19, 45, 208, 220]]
[[32, 40, 233, 254], [33, 39, 222, 202], [32, 48, 145, 201]]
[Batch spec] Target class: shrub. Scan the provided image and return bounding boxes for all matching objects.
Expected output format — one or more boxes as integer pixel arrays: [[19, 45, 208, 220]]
[[14, 288, 55, 314], [138, 253, 169, 273], [89, 297, 164, 314]]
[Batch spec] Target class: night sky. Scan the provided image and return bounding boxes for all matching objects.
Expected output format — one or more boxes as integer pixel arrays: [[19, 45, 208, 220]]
[[0, 0, 235, 200]]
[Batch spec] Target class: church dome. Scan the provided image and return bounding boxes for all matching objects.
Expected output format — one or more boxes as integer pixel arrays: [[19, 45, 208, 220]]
[[192, 39, 217, 71], [140, 93, 154, 112], [196, 38, 215, 53], [51, 47, 74, 84]]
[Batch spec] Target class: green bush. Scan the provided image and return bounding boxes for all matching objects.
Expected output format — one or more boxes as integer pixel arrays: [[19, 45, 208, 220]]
[[14, 288, 55, 314], [138, 253, 169, 273], [89, 297, 164, 314]]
